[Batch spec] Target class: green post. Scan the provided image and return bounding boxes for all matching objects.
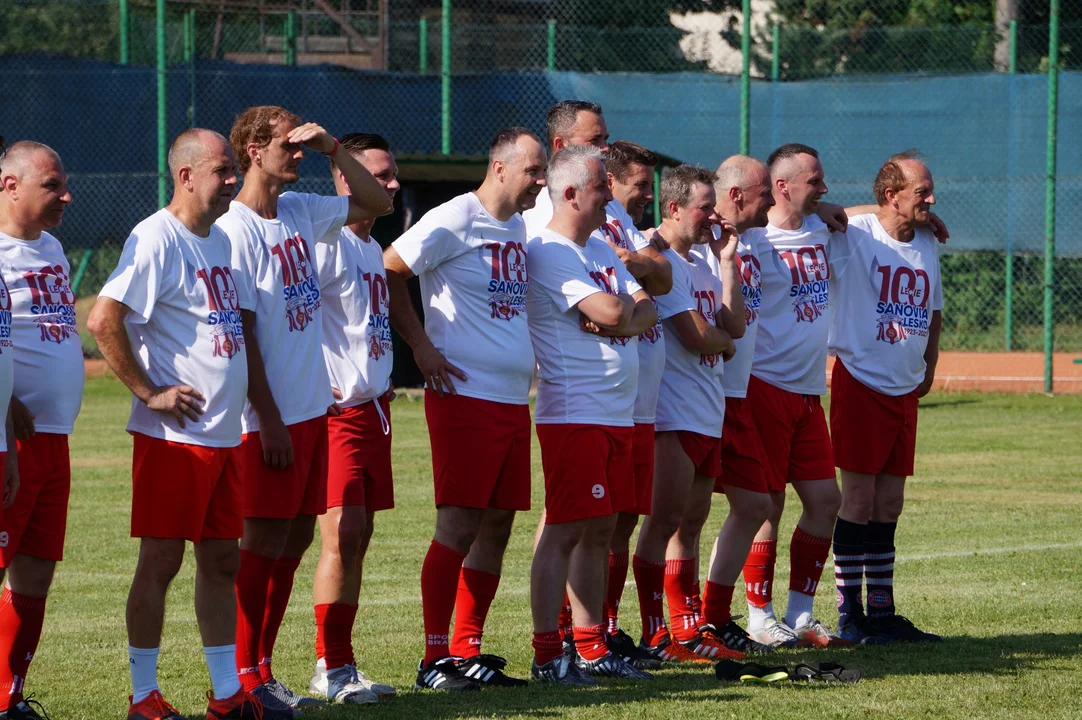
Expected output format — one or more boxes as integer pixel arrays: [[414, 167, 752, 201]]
[[653, 166, 661, 225], [119, 0, 129, 65], [547, 20, 556, 71], [739, 0, 751, 155], [285, 10, 297, 66], [1043, 0, 1059, 392], [419, 17, 428, 74], [771, 24, 780, 81], [184, 10, 194, 128], [156, 0, 167, 208], [1005, 19, 1017, 350], [441, 0, 451, 155], [69, 248, 94, 297]]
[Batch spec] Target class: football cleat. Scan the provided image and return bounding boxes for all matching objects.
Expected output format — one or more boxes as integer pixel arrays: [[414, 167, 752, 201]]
[[531, 655, 596, 686], [577, 651, 654, 680], [869, 614, 942, 643], [456, 654, 529, 687], [206, 689, 292, 720], [414, 657, 479, 691], [310, 657, 396, 699], [607, 629, 662, 670], [703, 620, 775, 655], [678, 627, 746, 660], [640, 635, 713, 664], [323, 665, 378, 704], [837, 614, 890, 645], [748, 618, 801, 648], [127, 690, 186, 720], [791, 618, 846, 648], [1, 697, 51, 720]]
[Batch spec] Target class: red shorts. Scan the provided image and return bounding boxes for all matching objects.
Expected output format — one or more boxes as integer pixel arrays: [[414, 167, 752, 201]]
[[0, 433, 71, 566], [239, 415, 328, 519], [131, 433, 243, 542], [717, 397, 771, 493], [830, 359, 918, 476], [425, 392, 531, 511], [746, 375, 836, 488], [630, 423, 655, 516], [537, 424, 634, 524], [675, 431, 723, 478], [326, 397, 394, 512]]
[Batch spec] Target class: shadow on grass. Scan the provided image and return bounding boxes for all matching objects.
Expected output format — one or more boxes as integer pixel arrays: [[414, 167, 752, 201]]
[[919, 397, 980, 409]]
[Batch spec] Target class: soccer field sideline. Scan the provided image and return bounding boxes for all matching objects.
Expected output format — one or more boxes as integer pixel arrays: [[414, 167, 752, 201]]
[[22, 379, 1082, 719]]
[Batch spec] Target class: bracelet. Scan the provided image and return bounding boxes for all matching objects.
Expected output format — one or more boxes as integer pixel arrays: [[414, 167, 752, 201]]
[[321, 137, 339, 157]]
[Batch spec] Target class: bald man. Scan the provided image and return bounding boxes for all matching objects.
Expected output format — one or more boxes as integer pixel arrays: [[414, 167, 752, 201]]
[[0, 141, 80, 720], [90, 129, 287, 719]]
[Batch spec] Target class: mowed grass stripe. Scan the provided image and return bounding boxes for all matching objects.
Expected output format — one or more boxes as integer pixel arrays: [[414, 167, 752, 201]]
[[27, 378, 1082, 719]]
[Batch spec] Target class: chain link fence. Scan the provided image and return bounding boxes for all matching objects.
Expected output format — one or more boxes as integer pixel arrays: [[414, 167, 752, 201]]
[[1, 0, 1080, 359]]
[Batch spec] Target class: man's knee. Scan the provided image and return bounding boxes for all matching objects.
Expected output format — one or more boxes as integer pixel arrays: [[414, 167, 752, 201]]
[[195, 540, 240, 583], [286, 515, 317, 555], [739, 493, 773, 525], [479, 509, 516, 548], [804, 481, 842, 519], [7, 555, 57, 598], [537, 519, 586, 557], [242, 518, 291, 557], [135, 540, 185, 585], [873, 493, 904, 522], [435, 506, 485, 554]]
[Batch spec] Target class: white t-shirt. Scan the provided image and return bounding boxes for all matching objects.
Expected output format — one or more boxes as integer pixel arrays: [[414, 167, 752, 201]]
[[316, 227, 393, 407], [655, 249, 726, 438], [391, 192, 534, 405], [218, 192, 348, 431], [0, 232, 85, 433], [99, 209, 253, 447], [751, 215, 834, 396], [526, 229, 642, 427], [0, 273, 13, 453], [698, 227, 765, 399], [601, 202, 671, 425], [829, 214, 944, 396]]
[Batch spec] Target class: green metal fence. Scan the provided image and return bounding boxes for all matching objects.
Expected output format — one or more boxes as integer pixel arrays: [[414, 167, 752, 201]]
[[1, 0, 1080, 391]]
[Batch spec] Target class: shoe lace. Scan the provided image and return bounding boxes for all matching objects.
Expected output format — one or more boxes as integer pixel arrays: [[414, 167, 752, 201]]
[[21, 696, 51, 720], [240, 691, 264, 720]]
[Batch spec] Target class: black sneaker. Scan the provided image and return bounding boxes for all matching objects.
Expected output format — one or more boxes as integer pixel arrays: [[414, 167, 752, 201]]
[[706, 620, 775, 655], [577, 651, 654, 680], [415, 657, 480, 691], [531, 655, 596, 686], [608, 629, 662, 670], [869, 614, 942, 642], [1, 697, 50, 720], [456, 654, 528, 687], [837, 613, 891, 645]]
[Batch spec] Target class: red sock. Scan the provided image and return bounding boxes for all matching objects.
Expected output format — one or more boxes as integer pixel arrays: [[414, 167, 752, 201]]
[[743, 540, 777, 608], [420, 540, 466, 665], [703, 581, 735, 628], [789, 527, 832, 595], [574, 624, 608, 662], [632, 555, 667, 645], [235, 550, 275, 691], [557, 592, 573, 641], [315, 602, 358, 670], [0, 589, 47, 710], [665, 557, 701, 642], [449, 567, 500, 659], [532, 630, 563, 666], [604, 552, 629, 635], [258, 555, 302, 683]]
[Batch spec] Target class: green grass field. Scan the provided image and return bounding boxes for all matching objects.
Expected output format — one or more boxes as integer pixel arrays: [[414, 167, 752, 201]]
[[25, 378, 1082, 719]]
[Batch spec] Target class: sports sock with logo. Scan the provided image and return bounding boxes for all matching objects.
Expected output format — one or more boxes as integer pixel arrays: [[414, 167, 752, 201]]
[[574, 624, 609, 662], [531, 630, 563, 666], [664, 557, 701, 642], [234, 549, 275, 691], [258, 555, 303, 683], [743, 539, 777, 629], [865, 521, 898, 618], [632, 555, 667, 645], [832, 517, 867, 626], [420, 540, 466, 665], [604, 552, 629, 635], [449, 566, 501, 658], [702, 581, 735, 628], [786, 527, 832, 629], [0, 589, 46, 709], [315, 602, 358, 670], [204, 645, 242, 701], [127, 646, 160, 705]]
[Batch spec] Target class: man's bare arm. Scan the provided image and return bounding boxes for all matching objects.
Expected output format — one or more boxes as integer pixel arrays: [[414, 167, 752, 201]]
[[241, 309, 293, 469], [917, 310, 942, 398]]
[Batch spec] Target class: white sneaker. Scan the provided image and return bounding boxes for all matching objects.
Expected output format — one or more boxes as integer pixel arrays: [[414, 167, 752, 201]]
[[748, 618, 801, 648], [311, 657, 396, 700]]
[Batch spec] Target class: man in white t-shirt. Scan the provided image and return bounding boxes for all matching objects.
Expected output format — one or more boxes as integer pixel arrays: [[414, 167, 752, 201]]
[[632, 165, 744, 663], [89, 129, 287, 720], [528, 145, 658, 685], [216, 105, 392, 710], [0, 141, 81, 720], [308, 133, 400, 704], [829, 152, 943, 645], [740, 143, 844, 649], [383, 128, 545, 691]]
